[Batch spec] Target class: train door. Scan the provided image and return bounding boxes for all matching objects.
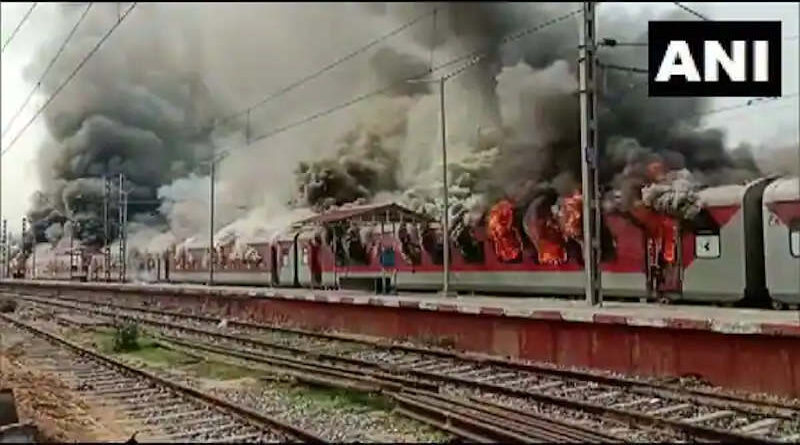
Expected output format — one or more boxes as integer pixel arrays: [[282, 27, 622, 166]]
[[164, 253, 170, 282], [645, 219, 683, 301], [310, 237, 322, 288], [292, 233, 300, 287], [270, 245, 279, 286]]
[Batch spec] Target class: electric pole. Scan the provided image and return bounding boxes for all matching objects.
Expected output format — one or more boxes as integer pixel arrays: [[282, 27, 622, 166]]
[[439, 77, 452, 297], [21, 217, 27, 278], [103, 175, 111, 281], [117, 173, 127, 282], [1, 219, 6, 279], [209, 160, 215, 286], [579, 1, 603, 306]]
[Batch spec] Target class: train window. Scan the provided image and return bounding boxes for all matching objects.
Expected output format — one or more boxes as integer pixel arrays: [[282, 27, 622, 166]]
[[282, 254, 289, 267], [790, 228, 800, 258], [695, 233, 721, 259], [301, 248, 308, 264]]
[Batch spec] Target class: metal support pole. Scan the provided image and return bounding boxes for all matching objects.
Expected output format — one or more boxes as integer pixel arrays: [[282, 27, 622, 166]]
[[21, 217, 27, 278], [439, 77, 453, 297], [118, 174, 123, 281], [70, 221, 74, 279], [209, 160, 215, 286], [579, 1, 602, 306], [117, 173, 127, 282], [122, 184, 128, 282], [1, 219, 6, 279], [103, 175, 110, 281], [0, 145, 3, 278]]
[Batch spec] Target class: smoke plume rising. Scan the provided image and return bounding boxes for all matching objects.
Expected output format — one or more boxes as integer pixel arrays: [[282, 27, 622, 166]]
[[22, 2, 789, 271]]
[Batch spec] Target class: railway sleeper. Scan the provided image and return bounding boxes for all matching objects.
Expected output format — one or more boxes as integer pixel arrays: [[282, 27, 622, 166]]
[[157, 422, 241, 441], [646, 403, 693, 417], [405, 388, 621, 443], [587, 391, 622, 402], [737, 418, 781, 434], [215, 431, 269, 443], [393, 393, 536, 443], [83, 386, 160, 397], [393, 406, 494, 444], [528, 380, 565, 392], [121, 408, 212, 423], [477, 372, 520, 383], [77, 381, 150, 394], [69, 378, 138, 390], [501, 376, 541, 388], [159, 417, 237, 435], [684, 410, 737, 425], [402, 391, 593, 443], [411, 361, 461, 373]]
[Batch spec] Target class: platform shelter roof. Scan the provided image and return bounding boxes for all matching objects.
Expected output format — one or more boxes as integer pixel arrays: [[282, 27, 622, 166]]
[[295, 202, 435, 227]]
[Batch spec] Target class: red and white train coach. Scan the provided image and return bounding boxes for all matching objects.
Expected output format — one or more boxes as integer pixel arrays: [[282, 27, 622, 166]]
[[296, 177, 794, 306], [762, 177, 800, 308], [25, 176, 799, 307], [160, 176, 797, 307]]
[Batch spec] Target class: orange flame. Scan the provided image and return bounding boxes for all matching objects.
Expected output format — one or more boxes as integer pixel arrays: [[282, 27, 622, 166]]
[[630, 204, 677, 264], [487, 199, 522, 262], [558, 190, 583, 240], [532, 216, 567, 265]]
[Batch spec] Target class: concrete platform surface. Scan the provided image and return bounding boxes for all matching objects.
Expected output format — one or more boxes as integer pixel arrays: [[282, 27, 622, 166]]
[[5, 279, 799, 337]]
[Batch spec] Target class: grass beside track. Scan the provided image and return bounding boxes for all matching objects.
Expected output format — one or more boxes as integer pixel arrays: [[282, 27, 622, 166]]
[[69, 326, 450, 442]]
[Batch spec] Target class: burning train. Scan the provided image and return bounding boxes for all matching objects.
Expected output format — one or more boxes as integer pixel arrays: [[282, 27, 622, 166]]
[[23, 176, 799, 309]]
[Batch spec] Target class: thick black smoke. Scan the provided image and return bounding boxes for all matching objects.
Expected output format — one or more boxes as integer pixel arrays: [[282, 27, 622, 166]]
[[293, 126, 402, 210], [25, 4, 233, 248], [298, 2, 762, 218]]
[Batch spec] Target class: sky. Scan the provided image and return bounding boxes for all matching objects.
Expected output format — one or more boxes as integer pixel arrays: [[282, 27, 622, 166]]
[[1, 2, 798, 236]]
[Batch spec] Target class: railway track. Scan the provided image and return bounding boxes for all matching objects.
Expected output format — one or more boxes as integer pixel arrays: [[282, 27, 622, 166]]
[[0, 313, 323, 443], [12, 291, 800, 443]]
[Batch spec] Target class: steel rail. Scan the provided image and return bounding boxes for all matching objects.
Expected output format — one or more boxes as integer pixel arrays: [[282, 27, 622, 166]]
[[0, 313, 325, 444], [16, 290, 798, 415], [11, 292, 794, 443]]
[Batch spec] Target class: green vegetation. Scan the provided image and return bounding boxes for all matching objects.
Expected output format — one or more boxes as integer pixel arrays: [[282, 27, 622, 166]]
[[183, 360, 260, 380], [91, 330, 258, 380], [94, 331, 195, 366], [0, 298, 17, 313], [287, 384, 393, 413], [112, 321, 140, 352]]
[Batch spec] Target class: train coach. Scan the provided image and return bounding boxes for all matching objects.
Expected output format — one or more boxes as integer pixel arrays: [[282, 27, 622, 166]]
[[152, 177, 798, 307], [22, 176, 800, 308], [762, 177, 800, 309]]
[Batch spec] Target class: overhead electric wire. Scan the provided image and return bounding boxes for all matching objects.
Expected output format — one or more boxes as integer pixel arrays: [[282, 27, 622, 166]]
[[2, 2, 137, 158], [687, 93, 799, 120], [599, 63, 648, 74], [598, 38, 647, 47], [211, 6, 442, 130], [1, 2, 94, 139], [1, 2, 37, 54], [672, 2, 710, 21], [220, 7, 583, 159]]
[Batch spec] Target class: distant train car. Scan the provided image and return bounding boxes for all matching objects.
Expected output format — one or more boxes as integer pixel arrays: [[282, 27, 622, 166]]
[[168, 238, 276, 286], [762, 177, 800, 308]]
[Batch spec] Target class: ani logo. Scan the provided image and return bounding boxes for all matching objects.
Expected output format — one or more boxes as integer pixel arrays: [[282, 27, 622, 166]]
[[648, 21, 781, 97]]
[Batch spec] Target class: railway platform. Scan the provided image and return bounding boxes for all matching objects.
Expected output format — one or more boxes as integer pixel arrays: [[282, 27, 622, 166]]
[[2, 279, 799, 398]]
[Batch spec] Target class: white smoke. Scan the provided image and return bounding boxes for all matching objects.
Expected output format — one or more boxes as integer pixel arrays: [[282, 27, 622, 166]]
[[641, 169, 703, 220]]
